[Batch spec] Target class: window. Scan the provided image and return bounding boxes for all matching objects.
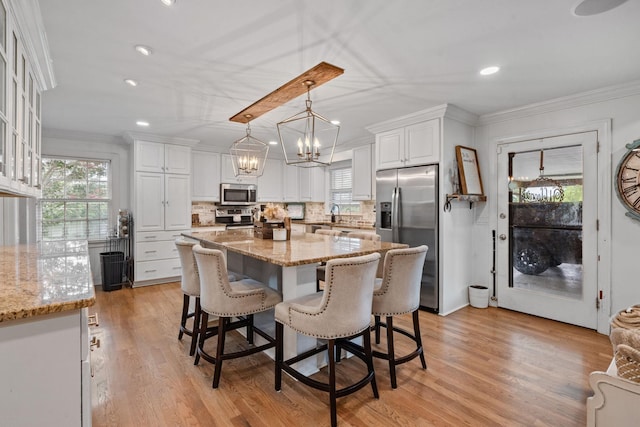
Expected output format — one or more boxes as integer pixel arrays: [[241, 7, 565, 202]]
[[329, 164, 359, 214], [39, 158, 111, 241]]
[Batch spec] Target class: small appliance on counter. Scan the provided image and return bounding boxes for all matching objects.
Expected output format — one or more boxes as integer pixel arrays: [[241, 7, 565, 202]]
[[214, 206, 254, 229]]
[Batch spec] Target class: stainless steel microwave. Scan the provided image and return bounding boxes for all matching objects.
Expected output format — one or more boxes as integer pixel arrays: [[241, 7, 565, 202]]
[[220, 183, 257, 205]]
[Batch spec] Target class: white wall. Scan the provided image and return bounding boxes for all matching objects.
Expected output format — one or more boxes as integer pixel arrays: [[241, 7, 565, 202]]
[[473, 82, 640, 323]]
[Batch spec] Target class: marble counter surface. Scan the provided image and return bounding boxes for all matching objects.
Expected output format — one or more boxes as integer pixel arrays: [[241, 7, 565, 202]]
[[291, 220, 375, 230], [0, 241, 96, 322], [183, 229, 406, 267]]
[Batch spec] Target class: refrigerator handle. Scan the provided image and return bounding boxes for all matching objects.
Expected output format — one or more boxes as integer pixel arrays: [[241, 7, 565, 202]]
[[392, 187, 399, 242]]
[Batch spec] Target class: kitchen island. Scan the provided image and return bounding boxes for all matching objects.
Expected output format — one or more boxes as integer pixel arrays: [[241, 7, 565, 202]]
[[0, 241, 95, 427], [183, 228, 406, 373]]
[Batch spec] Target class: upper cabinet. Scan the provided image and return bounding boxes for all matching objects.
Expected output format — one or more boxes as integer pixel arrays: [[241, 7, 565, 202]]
[[192, 150, 220, 202], [257, 158, 283, 202], [283, 165, 300, 202], [135, 141, 190, 174], [299, 167, 325, 202], [352, 144, 373, 200], [375, 119, 440, 170], [0, 1, 52, 198], [220, 153, 257, 185]]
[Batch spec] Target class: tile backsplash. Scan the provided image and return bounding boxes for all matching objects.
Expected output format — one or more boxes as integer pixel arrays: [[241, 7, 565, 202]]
[[191, 201, 375, 226]]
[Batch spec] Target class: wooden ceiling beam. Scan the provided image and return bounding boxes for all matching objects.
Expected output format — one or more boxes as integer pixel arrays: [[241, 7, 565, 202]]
[[229, 62, 344, 124]]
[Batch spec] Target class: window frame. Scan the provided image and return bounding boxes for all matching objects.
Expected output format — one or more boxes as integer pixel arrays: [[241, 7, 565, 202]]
[[326, 160, 360, 215], [38, 156, 112, 242]]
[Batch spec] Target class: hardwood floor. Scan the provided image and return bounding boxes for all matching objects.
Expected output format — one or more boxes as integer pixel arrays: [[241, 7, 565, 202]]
[[90, 283, 612, 426]]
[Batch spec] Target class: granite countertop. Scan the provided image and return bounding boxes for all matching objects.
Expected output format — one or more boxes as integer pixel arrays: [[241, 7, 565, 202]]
[[291, 220, 375, 230], [183, 229, 406, 267], [0, 241, 96, 322]]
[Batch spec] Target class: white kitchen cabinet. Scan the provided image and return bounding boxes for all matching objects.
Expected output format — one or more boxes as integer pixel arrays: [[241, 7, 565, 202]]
[[0, 309, 89, 427], [135, 140, 191, 174], [129, 136, 195, 286], [299, 167, 325, 202], [135, 173, 191, 232], [192, 151, 220, 201], [375, 118, 439, 170], [220, 154, 257, 185], [257, 158, 283, 202], [283, 165, 300, 202], [352, 145, 373, 200]]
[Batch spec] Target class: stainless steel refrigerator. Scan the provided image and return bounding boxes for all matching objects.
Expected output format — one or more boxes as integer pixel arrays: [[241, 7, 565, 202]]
[[376, 165, 439, 312]]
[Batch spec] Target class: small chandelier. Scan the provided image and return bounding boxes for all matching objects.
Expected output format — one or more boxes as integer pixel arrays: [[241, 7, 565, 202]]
[[276, 80, 339, 167], [229, 116, 269, 177]]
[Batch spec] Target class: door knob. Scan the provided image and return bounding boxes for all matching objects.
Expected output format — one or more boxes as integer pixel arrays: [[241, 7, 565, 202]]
[[499, 234, 507, 240]]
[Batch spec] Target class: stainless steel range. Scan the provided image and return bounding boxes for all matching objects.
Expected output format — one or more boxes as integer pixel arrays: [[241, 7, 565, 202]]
[[214, 206, 254, 229]]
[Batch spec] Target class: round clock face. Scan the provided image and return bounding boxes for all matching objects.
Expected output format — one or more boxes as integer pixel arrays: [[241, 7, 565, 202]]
[[616, 148, 640, 217]]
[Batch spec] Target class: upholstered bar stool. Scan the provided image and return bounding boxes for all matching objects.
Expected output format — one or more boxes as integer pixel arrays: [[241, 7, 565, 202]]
[[371, 245, 428, 389], [275, 252, 381, 427], [175, 239, 240, 356], [314, 229, 345, 292], [192, 244, 282, 389]]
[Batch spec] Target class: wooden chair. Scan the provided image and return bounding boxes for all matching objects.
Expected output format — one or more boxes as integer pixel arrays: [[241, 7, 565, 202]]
[[192, 244, 282, 388], [275, 252, 381, 427], [371, 245, 428, 388]]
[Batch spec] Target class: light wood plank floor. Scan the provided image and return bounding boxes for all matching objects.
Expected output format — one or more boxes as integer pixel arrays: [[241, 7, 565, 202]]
[[90, 283, 612, 427]]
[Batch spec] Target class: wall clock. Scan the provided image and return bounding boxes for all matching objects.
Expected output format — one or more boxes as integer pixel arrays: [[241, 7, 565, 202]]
[[615, 138, 640, 222]]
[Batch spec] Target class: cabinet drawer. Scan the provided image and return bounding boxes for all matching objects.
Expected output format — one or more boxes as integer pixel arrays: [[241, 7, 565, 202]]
[[135, 258, 182, 281], [136, 240, 179, 261], [136, 230, 189, 243]]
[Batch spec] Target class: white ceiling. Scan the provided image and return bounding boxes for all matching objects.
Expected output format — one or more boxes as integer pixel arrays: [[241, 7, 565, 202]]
[[37, 0, 640, 153]]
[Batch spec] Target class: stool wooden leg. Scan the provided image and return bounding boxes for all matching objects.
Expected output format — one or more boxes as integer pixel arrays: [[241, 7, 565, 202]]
[[386, 315, 398, 389], [328, 339, 337, 427], [374, 315, 381, 344], [194, 311, 208, 366], [246, 314, 254, 345], [178, 294, 189, 340], [413, 310, 427, 369], [212, 317, 228, 389], [189, 297, 201, 356], [363, 328, 379, 398], [275, 322, 283, 391]]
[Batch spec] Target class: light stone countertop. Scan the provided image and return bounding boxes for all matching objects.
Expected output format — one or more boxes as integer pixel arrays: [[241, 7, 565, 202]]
[[183, 228, 406, 267], [291, 220, 375, 230], [0, 241, 96, 322]]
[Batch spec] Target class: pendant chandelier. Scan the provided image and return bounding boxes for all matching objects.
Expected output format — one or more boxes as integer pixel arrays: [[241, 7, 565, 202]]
[[229, 116, 269, 177], [276, 80, 339, 167]]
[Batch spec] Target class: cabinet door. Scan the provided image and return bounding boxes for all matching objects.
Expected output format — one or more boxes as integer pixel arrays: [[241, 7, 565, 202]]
[[352, 145, 372, 200], [298, 168, 311, 201], [192, 151, 220, 201], [135, 141, 165, 173], [135, 173, 165, 231], [283, 165, 300, 202], [257, 158, 283, 202], [375, 129, 404, 170], [164, 174, 191, 230], [220, 154, 257, 184], [405, 119, 440, 166], [164, 145, 191, 175], [310, 167, 325, 202]]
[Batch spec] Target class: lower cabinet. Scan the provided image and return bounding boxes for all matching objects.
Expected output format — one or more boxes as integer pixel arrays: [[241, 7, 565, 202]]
[[134, 230, 186, 286], [0, 309, 90, 427]]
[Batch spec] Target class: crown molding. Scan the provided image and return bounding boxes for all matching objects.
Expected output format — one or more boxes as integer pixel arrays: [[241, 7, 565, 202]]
[[365, 103, 477, 134], [43, 128, 127, 145], [479, 79, 640, 125], [10, 0, 56, 90], [122, 132, 200, 147]]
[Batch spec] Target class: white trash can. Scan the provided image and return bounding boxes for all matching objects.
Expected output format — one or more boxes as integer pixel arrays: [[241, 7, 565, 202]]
[[469, 285, 489, 309]]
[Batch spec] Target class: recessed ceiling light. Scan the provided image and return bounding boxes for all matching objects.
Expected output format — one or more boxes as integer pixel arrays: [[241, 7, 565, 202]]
[[330, 120, 340, 125], [135, 45, 152, 56], [572, 0, 628, 16], [268, 140, 278, 145], [480, 66, 500, 76], [136, 121, 150, 127], [160, 0, 176, 5], [124, 79, 138, 87]]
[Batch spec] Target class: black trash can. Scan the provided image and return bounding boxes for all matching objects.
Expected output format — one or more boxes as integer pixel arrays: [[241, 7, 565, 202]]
[[100, 251, 124, 291]]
